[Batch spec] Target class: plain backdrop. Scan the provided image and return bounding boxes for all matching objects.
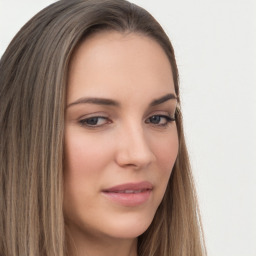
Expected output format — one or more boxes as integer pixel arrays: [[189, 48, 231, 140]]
[[0, 0, 255, 255]]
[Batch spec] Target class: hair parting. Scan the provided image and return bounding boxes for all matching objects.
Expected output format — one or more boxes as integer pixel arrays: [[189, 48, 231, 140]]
[[0, 0, 207, 255]]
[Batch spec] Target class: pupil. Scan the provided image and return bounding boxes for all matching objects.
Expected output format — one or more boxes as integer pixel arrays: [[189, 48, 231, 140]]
[[87, 117, 98, 125], [150, 115, 160, 124]]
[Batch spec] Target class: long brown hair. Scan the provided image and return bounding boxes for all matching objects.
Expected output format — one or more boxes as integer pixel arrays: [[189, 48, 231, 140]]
[[0, 0, 207, 255]]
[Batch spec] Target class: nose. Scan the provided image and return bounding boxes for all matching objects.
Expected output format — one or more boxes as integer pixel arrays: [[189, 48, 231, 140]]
[[115, 123, 156, 170]]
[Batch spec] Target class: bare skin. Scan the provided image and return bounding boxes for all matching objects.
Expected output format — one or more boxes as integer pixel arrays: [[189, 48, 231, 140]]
[[64, 31, 178, 256]]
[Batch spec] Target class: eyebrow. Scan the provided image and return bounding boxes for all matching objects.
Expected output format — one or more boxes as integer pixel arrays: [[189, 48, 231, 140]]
[[66, 93, 177, 109], [66, 97, 119, 108], [149, 93, 177, 106]]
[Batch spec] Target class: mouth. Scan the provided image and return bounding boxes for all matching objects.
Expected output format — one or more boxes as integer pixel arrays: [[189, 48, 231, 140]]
[[102, 181, 153, 207], [109, 189, 150, 194]]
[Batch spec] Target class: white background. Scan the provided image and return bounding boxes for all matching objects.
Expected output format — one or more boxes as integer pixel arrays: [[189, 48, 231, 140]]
[[0, 0, 255, 255]]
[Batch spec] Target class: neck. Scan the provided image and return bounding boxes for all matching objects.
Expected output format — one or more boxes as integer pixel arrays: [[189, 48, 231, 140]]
[[66, 227, 138, 256]]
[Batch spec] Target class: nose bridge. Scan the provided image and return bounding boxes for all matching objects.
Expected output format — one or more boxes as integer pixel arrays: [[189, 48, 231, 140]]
[[115, 118, 155, 168]]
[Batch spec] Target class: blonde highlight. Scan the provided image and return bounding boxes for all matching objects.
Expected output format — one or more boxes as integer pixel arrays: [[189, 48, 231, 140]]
[[0, 0, 206, 255]]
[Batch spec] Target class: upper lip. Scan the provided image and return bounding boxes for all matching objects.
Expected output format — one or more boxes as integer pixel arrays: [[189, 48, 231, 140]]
[[102, 181, 153, 192]]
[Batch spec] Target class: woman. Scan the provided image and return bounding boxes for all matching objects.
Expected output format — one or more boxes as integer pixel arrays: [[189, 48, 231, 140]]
[[0, 0, 207, 255]]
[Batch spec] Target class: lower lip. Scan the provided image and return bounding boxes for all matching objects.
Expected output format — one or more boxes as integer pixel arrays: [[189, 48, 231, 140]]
[[102, 190, 152, 207]]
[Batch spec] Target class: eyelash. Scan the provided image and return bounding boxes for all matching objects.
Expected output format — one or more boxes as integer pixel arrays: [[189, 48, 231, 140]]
[[79, 116, 110, 127], [79, 114, 175, 128], [145, 115, 175, 127]]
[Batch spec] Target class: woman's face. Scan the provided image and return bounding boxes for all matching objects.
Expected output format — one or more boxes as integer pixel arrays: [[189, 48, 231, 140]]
[[64, 31, 178, 242]]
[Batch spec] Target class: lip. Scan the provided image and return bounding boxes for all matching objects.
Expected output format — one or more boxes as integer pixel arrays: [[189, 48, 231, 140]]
[[102, 181, 153, 207]]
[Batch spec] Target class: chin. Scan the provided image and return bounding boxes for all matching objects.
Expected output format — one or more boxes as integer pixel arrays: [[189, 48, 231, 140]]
[[102, 212, 154, 239]]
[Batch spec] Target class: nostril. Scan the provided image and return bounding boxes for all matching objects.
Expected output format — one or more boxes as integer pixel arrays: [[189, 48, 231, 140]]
[[114, 135, 155, 169]]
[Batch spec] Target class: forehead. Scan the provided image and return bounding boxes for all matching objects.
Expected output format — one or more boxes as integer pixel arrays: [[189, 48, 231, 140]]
[[67, 31, 175, 104]]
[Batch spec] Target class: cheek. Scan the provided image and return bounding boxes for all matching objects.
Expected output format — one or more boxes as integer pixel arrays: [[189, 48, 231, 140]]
[[63, 131, 112, 207], [150, 128, 179, 199], [64, 131, 112, 177], [151, 129, 179, 171], [63, 130, 117, 231], [142, 128, 178, 222]]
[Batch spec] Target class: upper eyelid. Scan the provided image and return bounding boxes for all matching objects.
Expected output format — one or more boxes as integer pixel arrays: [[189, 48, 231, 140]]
[[76, 102, 176, 117], [79, 115, 173, 129], [78, 110, 175, 121], [145, 114, 175, 122], [80, 115, 110, 121], [78, 112, 109, 120], [79, 116, 111, 127], [145, 109, 175, 118]]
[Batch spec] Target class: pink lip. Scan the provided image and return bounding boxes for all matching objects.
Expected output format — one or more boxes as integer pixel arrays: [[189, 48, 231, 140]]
[[102, 181, 153, 207]]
